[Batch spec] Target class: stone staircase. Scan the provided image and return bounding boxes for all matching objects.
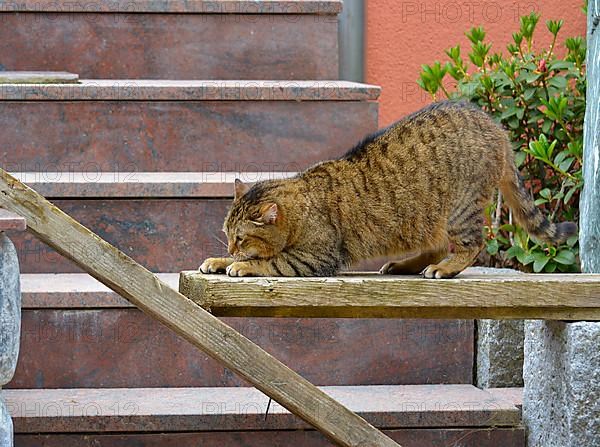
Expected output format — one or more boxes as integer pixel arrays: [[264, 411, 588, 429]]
[[0, 2, 525, 445]]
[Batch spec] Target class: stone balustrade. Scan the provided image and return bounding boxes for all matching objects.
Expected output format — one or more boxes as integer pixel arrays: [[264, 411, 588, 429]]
[[0, 210, 26, 447]]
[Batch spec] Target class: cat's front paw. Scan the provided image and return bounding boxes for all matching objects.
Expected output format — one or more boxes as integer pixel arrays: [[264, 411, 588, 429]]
[[199, 257, 233, 274], [226, 261, 264, 277], [422, 264, 459, 279]]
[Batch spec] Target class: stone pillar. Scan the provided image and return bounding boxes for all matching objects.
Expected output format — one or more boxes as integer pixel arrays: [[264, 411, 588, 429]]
[[523, 321, 600, 446], [0, 233, 21, 447], [476, 320, 524, 388], [0, 210, 26, 447], [523, 3, 600, 446], [474, 268, 524, 388]]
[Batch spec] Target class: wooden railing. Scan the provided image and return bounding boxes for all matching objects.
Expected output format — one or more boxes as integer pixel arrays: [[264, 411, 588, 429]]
[[180, 271, 600, 320], [0, 168, 400, 447]]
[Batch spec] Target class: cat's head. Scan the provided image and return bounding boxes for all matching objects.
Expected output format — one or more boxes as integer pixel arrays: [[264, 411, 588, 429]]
[[223, 179, 288, 261]]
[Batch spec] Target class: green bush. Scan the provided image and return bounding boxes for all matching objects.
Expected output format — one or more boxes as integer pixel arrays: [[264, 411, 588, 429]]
[[418, 9, 586, 273]]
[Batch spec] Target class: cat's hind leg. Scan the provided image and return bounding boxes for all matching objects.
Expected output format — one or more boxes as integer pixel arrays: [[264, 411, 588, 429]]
[[423, 207, 484, 279], [380, 247, 448, 275]]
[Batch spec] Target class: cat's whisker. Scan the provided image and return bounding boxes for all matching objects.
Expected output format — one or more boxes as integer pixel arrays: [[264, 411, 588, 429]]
[[212, 234, 228, 248]]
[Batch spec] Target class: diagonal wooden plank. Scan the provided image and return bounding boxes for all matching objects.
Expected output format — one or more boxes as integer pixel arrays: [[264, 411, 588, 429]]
[[0, 168, 400, 447], [179, 271, 600, 320]]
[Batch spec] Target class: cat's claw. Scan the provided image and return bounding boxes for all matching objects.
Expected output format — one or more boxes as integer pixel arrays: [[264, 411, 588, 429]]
[[226, 261, 261, 277], [379, 262, 393, 274], [422, 264, 459, 279], [199, 258, 232, 274]]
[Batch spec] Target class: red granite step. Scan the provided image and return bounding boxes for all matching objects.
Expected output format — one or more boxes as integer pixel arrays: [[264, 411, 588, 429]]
[[0, 80, 379, 172], [7, 385, 525, 446], [13, 430, 527, 447], [8, 169, 391, 273], [11, 273, 474, 388], [9, 168, 388, 273], [0, 209, 26, 232], [12, 172, 295, 198], [0, 1, 341, 80]]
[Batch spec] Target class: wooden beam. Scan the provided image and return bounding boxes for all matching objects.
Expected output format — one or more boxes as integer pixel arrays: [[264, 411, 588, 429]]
[[0, 168, 400, 447], [179, 271, 600, 320]]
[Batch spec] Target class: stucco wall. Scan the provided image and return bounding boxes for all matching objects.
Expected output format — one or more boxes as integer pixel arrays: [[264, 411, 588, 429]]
[[366, 0, 587, 126]]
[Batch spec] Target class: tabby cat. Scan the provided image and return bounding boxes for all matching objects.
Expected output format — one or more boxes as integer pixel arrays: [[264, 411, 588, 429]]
[[200, 101, 576, 278]]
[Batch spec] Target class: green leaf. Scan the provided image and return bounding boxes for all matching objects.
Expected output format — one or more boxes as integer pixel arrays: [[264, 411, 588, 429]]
[[500, 107, 518, 120], [564, 186, 578, 204], [554, 250, 576, 265], [544, 261, 558, 273], [548, 60, 575, 71], [567, 234, 578, 247], [515, 151, 527, 167], [554, 151, 567, 166], [506, 245, 525, 260], [540, 188, 552, 200], [559, 157, 574, 172], [522, 252, 535, 265], [542, 119, 553, 134], [486, 238, 500, 255], [549, 76, 568, 89], [533, 257, 550, 272]]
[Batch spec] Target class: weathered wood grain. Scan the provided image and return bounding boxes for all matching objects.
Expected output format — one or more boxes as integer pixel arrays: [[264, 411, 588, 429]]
[[0, 168, 400, 447], [180, 272, 600, 320]]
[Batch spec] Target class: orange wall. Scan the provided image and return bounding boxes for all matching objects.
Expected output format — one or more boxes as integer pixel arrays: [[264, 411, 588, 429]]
[[366, 0, 587, 126]]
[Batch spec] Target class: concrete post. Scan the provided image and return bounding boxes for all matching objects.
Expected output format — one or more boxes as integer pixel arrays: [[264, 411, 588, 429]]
[[475, 268, 524, 388], [523, 3, 600, 445], [0, 211, 26, 447]]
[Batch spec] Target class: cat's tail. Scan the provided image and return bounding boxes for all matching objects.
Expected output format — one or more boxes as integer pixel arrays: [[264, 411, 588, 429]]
[[499, 139, 577, 245]]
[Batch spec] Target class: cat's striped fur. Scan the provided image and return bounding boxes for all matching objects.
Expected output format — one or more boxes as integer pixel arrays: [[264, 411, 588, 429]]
[[200, 101, 577, 278]]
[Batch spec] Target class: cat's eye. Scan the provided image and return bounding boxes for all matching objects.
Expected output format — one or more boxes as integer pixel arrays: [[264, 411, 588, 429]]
[[235, 235, 243, 245]]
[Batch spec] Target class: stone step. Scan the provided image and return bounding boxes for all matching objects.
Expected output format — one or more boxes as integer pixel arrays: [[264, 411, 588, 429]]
[[8, 172, 386, 273], [10, 273, 474, 388], [0, 80, 379, 172], [0, 209, 26, 232], [7, 385, 525, 446], [0, 71, 79, 84], [8, 173, 249, 272], [0, 1, 341, 80], [12, 172, 295, 198]]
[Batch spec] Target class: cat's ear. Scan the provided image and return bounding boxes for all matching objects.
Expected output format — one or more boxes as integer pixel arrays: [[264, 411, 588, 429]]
[[234, 179, 250, 200], [258, 203, 278, 224]]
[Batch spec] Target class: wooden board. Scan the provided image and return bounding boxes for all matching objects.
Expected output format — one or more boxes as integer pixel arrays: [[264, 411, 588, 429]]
[[0, 71, 79, 84], [0, 168, 400, 447], [180, 271, 600, 320]]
